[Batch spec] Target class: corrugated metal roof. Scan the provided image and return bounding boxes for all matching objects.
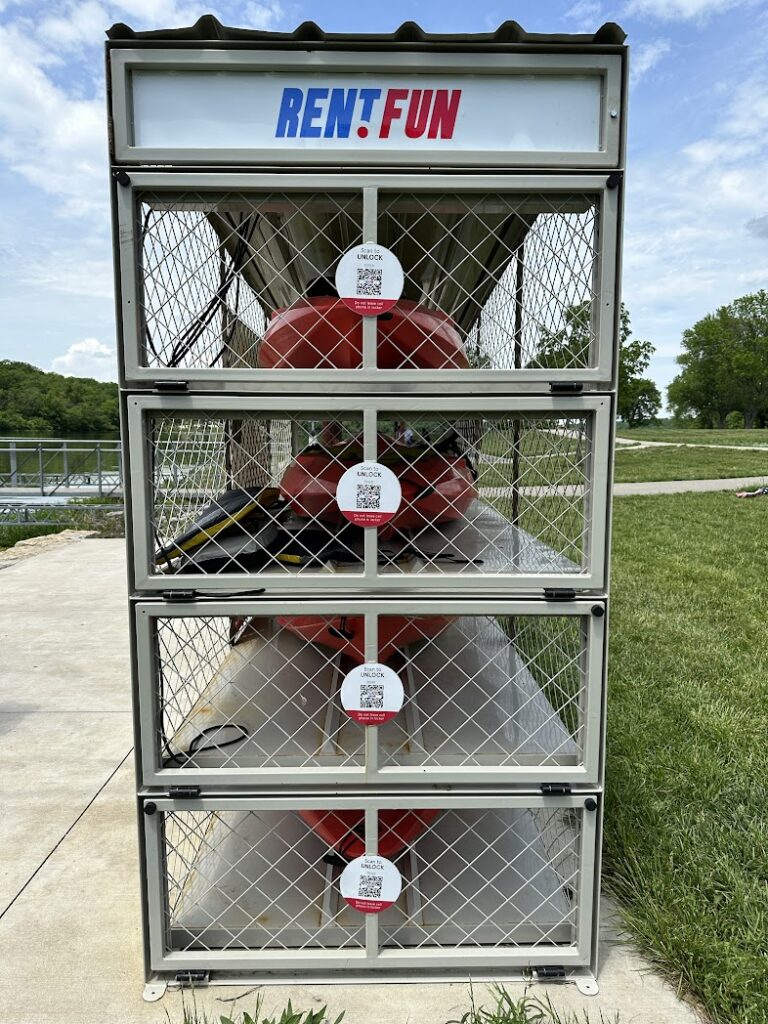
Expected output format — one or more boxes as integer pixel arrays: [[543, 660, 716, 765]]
[[106, 15, 626, 48]]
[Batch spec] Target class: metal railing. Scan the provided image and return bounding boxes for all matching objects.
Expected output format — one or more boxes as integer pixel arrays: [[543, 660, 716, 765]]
[[0, 502, 124, 527], [0, 438, 123, 496]]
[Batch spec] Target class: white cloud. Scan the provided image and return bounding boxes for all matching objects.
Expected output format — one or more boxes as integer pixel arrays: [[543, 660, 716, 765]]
[[565, 1, 605, 31], [0, 23, 105, 214], [745, 214, 768, 239], [51, 337, 116, 380], [22, 253, 114, 299], [35, 0, 217, 51], [109, 0, 211, 29], [630, 38, 671, 84], [38, 1, 109, 49], [682, 76, 768, 167], [624, 0, 755, 20], [622, 76, 768, 400], [244, 1, 287, 29]]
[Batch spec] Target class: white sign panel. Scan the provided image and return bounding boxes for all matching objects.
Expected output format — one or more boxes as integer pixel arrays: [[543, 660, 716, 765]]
[[131, 71, 602, 154], [336, 461, 402, 527], [340, 855, 402, 913], [335, 244, 404, 315], [341, 663, 404, 725]]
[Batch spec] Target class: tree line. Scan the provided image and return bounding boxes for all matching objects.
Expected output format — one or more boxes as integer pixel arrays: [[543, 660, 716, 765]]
[[668, 290, 768, 428], [536, 289, 768, 429], [0, 361, 119, 435], [534, 301, 661, 426]]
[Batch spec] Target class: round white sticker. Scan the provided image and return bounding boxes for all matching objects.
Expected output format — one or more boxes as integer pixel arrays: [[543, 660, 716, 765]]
[[340, 854, 402, 914], [336, 461, 402, 528], [341, 663, 404, 726], [335, 244, 405, 316]]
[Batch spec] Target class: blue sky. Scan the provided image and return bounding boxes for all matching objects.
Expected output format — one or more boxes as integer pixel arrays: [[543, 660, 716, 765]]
[[1, 0, 767, 401]]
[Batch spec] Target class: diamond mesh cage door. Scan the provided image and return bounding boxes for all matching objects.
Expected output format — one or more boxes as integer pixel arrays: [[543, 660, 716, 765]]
[[128, 395, 610, 593], [120, 178, 617, 387], [136, 600, 604, 788], [144, 795, 597, 973]]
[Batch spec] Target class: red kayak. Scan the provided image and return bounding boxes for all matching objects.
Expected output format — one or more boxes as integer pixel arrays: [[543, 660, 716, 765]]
[[279, 435, 477, 530], [258, 297, 469, 370], [278, 613, 451, 665], [300, 808, 440, 861]]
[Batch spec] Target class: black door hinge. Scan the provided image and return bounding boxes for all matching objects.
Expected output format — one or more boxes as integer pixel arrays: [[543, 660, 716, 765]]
[[169, 786, 201, 799], [162, 590, 197, 602], [606, 172, 623, 190], [534, 966, 566, 980], [544, 588, 576, 602], [154, 380, 188, 393], [541, 783, 572, 795], [550, 382, 583, 394], [175, 970, 209, 987], [161, 588, 267, 601]]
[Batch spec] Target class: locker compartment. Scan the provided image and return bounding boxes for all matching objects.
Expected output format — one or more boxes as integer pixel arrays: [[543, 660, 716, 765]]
[[144, 795, 597, 971], [127, 395, 610, 593], [136, 600, 604, 787], [121, 179, 617, 387]]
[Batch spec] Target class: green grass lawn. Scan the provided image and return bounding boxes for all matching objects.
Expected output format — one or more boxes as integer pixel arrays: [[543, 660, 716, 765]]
[[616, 427, 768, 447], [606, 492, 768, 1024], [614, 445, 768, 483]]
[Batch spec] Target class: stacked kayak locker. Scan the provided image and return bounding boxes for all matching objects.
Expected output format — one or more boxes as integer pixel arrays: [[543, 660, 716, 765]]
[[108, 20, 627, 996]]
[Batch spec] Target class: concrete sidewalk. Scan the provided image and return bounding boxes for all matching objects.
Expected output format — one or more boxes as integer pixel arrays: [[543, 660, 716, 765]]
[[0, 536, 701, 1024], [614, 475, 766, 496]]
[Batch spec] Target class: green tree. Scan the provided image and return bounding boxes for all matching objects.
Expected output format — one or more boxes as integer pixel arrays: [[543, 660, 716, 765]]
[[667, 290, 768, 428], [0, 361, 119, 436], [533, 302, 661, 426]]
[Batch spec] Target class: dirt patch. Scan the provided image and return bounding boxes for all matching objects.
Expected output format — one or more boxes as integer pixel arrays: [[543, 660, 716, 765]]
[[0, 529, 94, 565]]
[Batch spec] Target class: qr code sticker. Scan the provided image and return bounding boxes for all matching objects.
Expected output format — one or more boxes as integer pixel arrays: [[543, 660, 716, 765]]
[[359, 873, 384, 899], [356, 267, 383, 296], [360, 684, 384, 709], [356, 483, 381, 510]]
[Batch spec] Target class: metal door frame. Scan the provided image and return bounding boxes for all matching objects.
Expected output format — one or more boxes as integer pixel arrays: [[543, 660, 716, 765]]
[[142, 791, 599, 974], [134, 597, 606, 789], [126, 393, 612, 594], [116, 172, 619, 391]]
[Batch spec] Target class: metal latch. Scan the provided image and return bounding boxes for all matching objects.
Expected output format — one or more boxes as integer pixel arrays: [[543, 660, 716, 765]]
[[544, 588, 576, 602], [541, 783, 572, 795], [550, 382, 583, 394], [153, 380, 188, 392], [174, 970, 209, 987], [169, 786, 201, 799]]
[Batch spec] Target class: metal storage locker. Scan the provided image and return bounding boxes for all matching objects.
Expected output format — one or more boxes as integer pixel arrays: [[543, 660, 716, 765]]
[[107, 17, 626, 999]]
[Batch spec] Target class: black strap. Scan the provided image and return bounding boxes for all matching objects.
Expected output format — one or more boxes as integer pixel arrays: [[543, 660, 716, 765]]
[[164, 724, 249, 767]]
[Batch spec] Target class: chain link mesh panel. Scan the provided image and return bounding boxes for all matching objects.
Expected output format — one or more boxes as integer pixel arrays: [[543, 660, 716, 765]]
[[157, 802, 585, 957], [384, 614, 586, 770], [162, 807, 366, 951], [381, 806, 582, 949], [148, 412, 365, 576], [134, 189, 599, 375], [378, 192, 599, 371], [155, 614, 365, 771], [139, 191, 363, 369], [375, 411, 590, 576]]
